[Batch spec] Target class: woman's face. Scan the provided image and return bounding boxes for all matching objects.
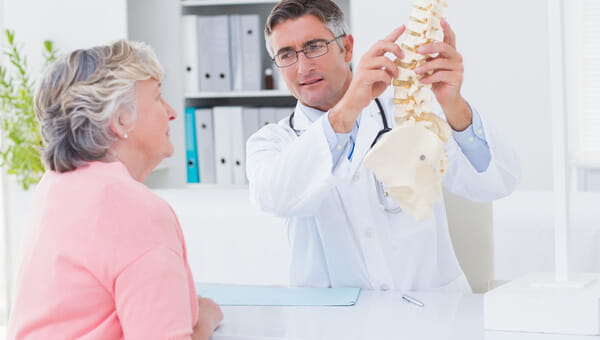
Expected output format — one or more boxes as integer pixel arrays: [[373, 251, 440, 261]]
[[127, 78, 176, 164]]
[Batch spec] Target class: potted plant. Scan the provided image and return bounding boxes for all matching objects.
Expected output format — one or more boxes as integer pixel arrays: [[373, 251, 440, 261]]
[[0, 29, 57, 190]]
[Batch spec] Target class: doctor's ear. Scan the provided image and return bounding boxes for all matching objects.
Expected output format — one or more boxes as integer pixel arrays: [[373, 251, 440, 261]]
[[343, 34, 354, 63]]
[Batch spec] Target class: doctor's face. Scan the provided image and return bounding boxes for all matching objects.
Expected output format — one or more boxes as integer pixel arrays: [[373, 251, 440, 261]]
[[270, 15, 354, 112]]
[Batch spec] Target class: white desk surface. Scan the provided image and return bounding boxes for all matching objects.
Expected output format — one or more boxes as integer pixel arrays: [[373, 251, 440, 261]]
[[212, 291, 599, 340]]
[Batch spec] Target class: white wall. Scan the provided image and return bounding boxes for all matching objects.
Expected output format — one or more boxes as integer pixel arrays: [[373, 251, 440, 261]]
[[3, 0, 127, 76], [350, 0, 554, 191]]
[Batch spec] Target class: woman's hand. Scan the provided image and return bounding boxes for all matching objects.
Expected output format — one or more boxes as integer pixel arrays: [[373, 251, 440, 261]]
[[192, 297, 223, 340]]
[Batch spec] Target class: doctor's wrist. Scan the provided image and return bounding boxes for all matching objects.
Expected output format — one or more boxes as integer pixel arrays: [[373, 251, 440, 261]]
[[329, 101, 360, 133]]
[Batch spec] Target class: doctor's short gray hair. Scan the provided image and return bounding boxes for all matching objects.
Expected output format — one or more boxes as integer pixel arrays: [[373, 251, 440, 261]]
[[265, 0, 349, 57], [34, 39, 163, 172]]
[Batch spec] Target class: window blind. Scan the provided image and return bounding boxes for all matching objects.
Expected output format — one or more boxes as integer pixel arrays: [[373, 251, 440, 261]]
[[567, 0, 600, 167]]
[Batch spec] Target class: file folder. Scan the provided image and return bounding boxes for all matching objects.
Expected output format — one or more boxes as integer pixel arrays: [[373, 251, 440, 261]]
[[209, 15, 232, 91], [196, 283, 361, 306], [184, 107, 200, 183], [229, 15, 244, 91], [182, 15, 199, 93], [240, 14, 261, 91], [258, 107, 277, 126], [195, 108, 216, 184], [242, 107, 261, 143], [213, 106, 233, 184], [229, 107, 246, 185], [276, 107, 293, 123], [196, 16, 213, 92]]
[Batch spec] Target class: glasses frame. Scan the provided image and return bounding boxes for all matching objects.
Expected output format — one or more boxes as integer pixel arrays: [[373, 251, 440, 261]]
[[272, 34, 346, 68]]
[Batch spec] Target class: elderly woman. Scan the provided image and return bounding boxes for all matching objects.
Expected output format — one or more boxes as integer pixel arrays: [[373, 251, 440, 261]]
[[8, 40, 222, 340]]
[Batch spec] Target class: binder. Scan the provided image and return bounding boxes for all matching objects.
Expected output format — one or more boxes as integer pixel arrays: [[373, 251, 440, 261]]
[[229, 15, 244, 91], [276, 107, 293, 123], [229, 107, 246, 184], [182, 15, 199, 93], [196, 16, 213, 92], [184, 107, 200, 183], [242, 107, 261, 143], [240, 14, 261, 91], [209, 15, 232, 91], [213, 106, 233, 184], [195, 108, 216, 184], [258, 107, 277, 126]]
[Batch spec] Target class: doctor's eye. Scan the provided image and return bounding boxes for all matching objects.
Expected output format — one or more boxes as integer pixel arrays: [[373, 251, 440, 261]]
[[277, 50, 295, 61], [304, 43, 326, 56]]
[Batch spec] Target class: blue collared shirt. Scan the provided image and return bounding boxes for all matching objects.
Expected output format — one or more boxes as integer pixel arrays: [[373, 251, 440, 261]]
[[299, 102, 491, 172]]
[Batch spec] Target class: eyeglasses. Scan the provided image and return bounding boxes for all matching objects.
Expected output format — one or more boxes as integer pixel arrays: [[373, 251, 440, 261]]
[[272, 34, 346, 68]]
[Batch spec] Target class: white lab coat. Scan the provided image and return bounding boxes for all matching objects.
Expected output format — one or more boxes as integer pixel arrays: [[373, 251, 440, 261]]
[[246, 90, 520, 291]]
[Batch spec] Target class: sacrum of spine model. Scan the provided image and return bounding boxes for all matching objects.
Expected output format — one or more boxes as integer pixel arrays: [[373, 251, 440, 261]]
[[364, 0, 450, 221]]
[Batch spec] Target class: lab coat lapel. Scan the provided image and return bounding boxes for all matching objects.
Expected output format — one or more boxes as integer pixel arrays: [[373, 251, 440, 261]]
[[348, 101, 381, 174]]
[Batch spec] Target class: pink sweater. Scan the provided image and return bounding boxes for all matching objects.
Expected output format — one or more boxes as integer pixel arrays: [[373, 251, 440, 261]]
[[8, 161, 199, 340]]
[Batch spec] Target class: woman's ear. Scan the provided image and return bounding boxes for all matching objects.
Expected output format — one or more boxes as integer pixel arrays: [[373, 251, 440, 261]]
[[110, 112, 129, 140]]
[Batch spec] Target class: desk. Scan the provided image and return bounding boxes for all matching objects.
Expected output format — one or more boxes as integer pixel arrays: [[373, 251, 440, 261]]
[[211, 291, 600, 340]]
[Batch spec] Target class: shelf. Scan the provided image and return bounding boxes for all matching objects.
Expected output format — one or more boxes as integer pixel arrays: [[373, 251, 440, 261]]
[[185, 90, 296, 107], [181, 0, 278, 7], [185, 90, 291, 99]]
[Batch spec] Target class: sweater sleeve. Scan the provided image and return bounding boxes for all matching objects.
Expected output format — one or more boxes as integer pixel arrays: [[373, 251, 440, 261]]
[[114, 246, 195, 340]]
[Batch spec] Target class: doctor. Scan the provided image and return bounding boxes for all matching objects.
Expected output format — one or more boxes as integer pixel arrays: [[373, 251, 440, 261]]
[[246, 0, 519, 292]]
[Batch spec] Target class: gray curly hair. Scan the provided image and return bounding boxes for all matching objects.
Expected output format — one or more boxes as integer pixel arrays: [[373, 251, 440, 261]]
[[264, 0, 349, 57], [34, 39, 163, 172]]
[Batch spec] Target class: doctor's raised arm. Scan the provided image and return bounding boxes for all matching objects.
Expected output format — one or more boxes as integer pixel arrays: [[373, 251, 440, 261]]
[[246, 0, 519, 290]]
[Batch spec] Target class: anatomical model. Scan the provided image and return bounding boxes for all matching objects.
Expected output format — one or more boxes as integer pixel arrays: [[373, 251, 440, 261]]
[[363, 0, 450, 221]]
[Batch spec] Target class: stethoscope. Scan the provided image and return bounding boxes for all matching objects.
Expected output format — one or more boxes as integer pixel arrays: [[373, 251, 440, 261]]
[[288, 98, 390, 145], [287, 97, 402, 214]]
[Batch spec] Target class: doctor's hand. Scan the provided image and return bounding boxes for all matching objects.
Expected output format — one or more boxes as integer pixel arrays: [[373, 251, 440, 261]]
[[192, 297, 223, 340], [329, 26, 406, 133], [415, 19, 472, 131]]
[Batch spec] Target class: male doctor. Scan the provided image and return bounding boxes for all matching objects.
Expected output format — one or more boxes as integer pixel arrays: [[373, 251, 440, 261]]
[[246, 0, 519, 292]]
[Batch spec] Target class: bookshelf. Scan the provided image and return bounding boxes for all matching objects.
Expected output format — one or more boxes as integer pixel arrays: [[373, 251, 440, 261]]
[[127, 0, 350, 188]]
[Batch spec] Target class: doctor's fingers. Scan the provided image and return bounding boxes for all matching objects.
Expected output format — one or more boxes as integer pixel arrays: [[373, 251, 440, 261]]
[[418, 42, 462, 63], [419, 69, 463, 87], [354, 68, 394, 89], [358, 56, 400, 79], [441, 19, 457, 49], [414, 58, 463, 77], [366, 38, 404, 60]]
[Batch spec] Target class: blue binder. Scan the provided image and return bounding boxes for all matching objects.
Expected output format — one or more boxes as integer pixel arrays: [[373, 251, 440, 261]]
[[185, 107, 200, 183]]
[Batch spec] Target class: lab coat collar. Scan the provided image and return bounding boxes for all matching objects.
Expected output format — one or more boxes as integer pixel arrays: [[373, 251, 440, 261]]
[[292, 100, 383, 174]]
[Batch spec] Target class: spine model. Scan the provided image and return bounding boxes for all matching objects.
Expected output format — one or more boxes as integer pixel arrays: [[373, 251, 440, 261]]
[[363, 0, 452, 221]]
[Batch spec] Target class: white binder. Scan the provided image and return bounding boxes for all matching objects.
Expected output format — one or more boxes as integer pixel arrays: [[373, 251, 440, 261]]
[[195, 108, 216, 184], [242, 107, 261, 183], [242, 107, 261, 142], [276, 107, 293, 123], [229, 107, 246, 185], [210, 15, 232, 91], [240, 14, 261, 91], [258, 107, 277, 127], [229, 15, 244, 91], [196, 15, 213, 92], [182, 15, 199, 93], [213, 106, 233, 184]]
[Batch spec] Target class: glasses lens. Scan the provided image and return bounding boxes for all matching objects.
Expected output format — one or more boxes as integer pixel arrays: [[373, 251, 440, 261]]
[[275, 50, 297, 67], [304, 43, 327, 58]]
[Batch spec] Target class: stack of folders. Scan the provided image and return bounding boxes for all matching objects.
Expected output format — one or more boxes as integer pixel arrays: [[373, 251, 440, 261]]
[[185, 106, 293, 184], [182, 14, 262, 92]]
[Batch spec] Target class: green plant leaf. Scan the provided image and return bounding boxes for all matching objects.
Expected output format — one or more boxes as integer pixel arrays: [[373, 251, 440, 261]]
[[0, 29, 57, 190]]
